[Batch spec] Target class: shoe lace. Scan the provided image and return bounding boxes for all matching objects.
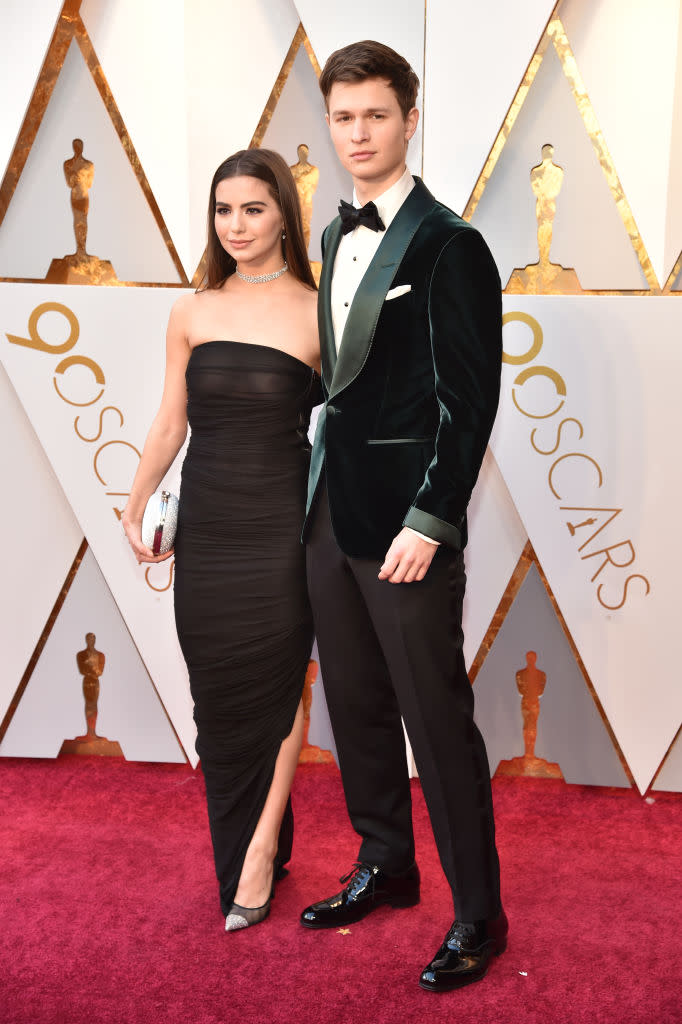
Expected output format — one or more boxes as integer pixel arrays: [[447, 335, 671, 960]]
[[445, 920, 487, 954], [445, 921, 475, 952], [338, 862, 375, 897]]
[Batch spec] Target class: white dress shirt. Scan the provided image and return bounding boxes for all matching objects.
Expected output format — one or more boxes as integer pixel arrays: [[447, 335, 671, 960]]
[[331, 166, 414, 350], [330, 167, 438, 546]]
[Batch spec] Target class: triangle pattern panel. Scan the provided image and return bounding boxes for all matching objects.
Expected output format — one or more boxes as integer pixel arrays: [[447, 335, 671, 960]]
[[0, 360, 84, 723], [261, 42, 353, 263], [423, 0, 557, 215], [561, 0, 682, 288], [462, 448, 528, 669], [0, 546, 186, 762], [0, 282, 197, 763], [651, 729, 682, 793], [82, 0, 301, 280], [470, 40, 648, 291], [474, 563, 631, 787], [292, 0, 424, 175], [492, 295, 682, 792], [671, 262, 682, 290], [306, 639, 338, 764], [80, 0, 189, 275], [0, 0, 63, 184], [0, 37, 181, 284]]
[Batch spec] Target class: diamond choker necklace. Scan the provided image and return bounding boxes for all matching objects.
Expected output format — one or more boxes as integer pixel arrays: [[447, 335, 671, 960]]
[[235, 263, 288, 284]]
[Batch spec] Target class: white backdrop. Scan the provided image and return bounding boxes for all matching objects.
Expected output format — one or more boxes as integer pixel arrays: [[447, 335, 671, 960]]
[[1, 0, 680, 791], [1, 285, 196, 761], [492, 297, 681, 791]]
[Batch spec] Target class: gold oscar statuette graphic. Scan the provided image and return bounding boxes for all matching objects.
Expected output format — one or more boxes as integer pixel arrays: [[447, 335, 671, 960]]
[[290, 143, 322, 286], [496, 651, 563, 779], [506, 144, 581, 295], [567, 515, 597, 537], [45, 139, 118, 285], [298, 660, 334, 764], [59, 633, 124, 757], [290, 143, 319, 248]]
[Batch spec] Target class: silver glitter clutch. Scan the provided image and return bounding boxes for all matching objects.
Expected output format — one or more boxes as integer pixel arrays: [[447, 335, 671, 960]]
[[141, 490, 179, 555]]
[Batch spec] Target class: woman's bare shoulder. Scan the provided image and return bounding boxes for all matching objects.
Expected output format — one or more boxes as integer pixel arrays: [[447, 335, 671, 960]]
[[303, 283, 319, 317], [296, 284, 319, 354], [290, 279, 318, 309], [168, 290, 193, 322], [170, 286, 223, 324], [172, 288, 213, 313]]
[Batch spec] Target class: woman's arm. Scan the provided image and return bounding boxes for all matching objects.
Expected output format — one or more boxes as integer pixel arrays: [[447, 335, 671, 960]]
[[122, 297, 192, 562]]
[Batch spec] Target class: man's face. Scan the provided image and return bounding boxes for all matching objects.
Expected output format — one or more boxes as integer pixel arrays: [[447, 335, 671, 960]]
[[326, 77, 418, 192]]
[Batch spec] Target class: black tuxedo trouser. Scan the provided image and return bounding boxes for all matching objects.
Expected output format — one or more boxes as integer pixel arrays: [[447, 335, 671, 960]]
[[306, 485, 501, 921]]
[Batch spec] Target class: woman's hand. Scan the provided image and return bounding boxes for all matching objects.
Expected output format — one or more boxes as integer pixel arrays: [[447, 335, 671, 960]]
[[122, 509, 174, 564]]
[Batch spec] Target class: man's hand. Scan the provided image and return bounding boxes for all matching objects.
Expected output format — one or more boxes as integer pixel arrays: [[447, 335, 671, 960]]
[[378, 528, 438, 584]]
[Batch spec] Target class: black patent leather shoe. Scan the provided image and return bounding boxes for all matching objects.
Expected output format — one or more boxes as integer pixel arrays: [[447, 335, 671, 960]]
[[300, 861, 420, 929], [419, 910, 508, 991]]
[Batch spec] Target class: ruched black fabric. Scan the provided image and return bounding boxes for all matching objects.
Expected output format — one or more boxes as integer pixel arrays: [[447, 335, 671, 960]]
[[174, 341, 318, 914]]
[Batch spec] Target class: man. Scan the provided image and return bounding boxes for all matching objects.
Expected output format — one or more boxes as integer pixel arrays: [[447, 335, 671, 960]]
[[301, 40, 507, 991]]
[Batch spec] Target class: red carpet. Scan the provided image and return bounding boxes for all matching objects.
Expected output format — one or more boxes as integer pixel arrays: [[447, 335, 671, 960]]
[[1, 758, 679, 1024]]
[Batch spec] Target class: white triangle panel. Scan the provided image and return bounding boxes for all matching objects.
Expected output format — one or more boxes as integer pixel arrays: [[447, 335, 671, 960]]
[[261, 44, 353, 262], [0, 547, 186, 762], [423, 0, 557, 214], [307, 640, 338, 763], [0, 360, 84, 723], [651, 730, 682, 793], [463, 448, 528, 669], [293, 0, 424, 75], [474, 565, 631, 788], [671, 263, 682, 290], [492, 296, 682, 792], [0, 0, 63, 183], [1, 283, 197, 763], [470, 42, 648, 290], [82, 0, 302, 279], [561, 0, 681, 289], [292, 0, 425, 175], [80, 0, 189, 274], [0, 39, 181, 284]]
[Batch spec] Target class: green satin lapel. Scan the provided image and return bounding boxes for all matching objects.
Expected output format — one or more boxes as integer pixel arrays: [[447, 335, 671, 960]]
[[318, 219, 343, 393], [329, 179, 435, 401]]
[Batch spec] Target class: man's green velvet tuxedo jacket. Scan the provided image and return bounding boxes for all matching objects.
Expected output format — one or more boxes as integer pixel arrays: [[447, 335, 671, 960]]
[[303, 176, 502, 558]]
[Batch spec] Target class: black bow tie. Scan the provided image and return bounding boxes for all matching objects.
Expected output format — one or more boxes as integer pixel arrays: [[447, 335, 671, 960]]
[[338, 198, 386, 235]]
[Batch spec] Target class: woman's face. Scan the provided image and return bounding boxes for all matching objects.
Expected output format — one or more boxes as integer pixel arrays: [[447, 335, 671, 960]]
[[214, 175, 284, 270]]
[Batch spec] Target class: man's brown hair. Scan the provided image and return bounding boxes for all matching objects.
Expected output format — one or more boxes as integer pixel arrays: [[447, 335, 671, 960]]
[[319, 40, 419, 118]]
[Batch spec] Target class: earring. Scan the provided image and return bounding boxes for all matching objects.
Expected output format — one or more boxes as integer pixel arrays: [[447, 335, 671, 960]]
[[282, 231, 286, 240]]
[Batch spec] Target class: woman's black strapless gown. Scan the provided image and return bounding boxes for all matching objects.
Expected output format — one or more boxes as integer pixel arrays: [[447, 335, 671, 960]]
[[173, 341, 318, 914]]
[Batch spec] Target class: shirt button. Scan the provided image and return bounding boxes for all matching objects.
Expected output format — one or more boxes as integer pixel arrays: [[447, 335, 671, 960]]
[[344, 301, 349, 307], [353, 256, 357, 261]]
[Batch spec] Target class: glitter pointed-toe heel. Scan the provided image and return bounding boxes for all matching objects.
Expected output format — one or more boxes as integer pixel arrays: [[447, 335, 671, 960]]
[[224, 897, 271, 932]]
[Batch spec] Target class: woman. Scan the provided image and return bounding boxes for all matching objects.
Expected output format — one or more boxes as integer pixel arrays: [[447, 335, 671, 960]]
[[123, 149, 320, 931]]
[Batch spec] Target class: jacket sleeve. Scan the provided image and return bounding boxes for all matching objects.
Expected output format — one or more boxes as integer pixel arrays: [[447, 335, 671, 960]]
[[403, 228, 502, 548]]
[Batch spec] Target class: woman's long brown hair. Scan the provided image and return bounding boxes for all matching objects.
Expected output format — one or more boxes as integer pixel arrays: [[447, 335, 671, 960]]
[[200, 148, 317, 291]]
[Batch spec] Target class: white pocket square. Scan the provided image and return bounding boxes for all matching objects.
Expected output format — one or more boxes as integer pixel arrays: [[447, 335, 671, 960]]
[[385, 284, 412, 301]]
